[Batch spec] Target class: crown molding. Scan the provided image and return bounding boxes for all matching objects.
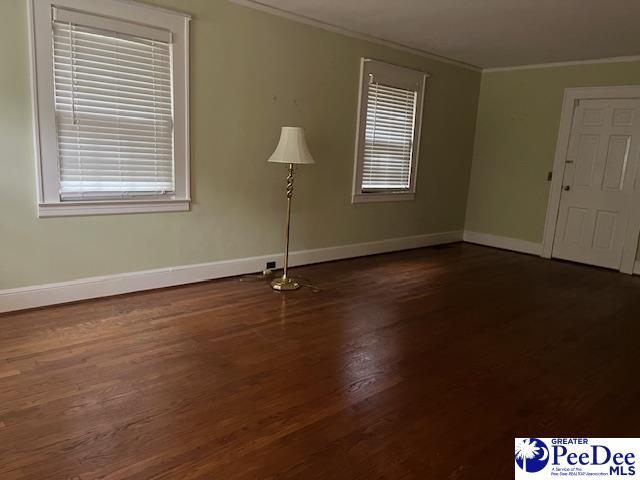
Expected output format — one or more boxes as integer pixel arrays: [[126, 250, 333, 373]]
[[483, 54, 640, 73], [228, 0, 481, 72]]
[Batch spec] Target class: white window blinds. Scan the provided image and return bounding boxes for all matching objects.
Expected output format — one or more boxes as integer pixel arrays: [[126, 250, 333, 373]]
[[52, 8, 175, 200], [362, 77, 417, 191]]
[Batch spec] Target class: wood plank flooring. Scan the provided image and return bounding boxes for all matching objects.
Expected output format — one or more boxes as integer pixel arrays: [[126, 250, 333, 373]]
[[1, 243, 640, 479]]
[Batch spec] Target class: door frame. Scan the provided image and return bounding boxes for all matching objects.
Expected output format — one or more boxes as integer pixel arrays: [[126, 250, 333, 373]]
[[541, 85, 640, 274]]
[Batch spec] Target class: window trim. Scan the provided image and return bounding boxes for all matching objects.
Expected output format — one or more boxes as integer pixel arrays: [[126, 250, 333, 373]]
[[351, 58, 428, 204], [28, 0, 191, 217]]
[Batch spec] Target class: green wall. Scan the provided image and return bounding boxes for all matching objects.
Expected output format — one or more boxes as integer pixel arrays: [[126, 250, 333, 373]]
[[465, 61, 640, 243], [0, 0, 480, 290]]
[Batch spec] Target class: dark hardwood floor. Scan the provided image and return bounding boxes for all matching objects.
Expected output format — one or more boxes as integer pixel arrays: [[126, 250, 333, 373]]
[[1, 243, 640, 479]]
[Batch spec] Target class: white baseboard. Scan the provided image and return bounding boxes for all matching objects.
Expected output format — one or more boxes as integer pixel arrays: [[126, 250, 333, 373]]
[[463, 231, 640, 274], [0, 231, 462, 313], [463, 231, 542, 256]]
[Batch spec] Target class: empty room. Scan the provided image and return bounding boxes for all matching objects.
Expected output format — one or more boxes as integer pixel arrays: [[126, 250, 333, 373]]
[[2, 0, 640, 478]]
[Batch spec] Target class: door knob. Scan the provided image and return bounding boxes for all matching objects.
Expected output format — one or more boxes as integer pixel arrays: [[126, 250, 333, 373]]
[[563, 185, 571, 191]]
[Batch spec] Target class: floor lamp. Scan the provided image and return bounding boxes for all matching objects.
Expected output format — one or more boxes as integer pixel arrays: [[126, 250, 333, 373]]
[[268, 127, 315, 291]]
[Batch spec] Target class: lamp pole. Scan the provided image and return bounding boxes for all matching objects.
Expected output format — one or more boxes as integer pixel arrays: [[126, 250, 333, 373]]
[[282, 163, 294, 281], [272, 163, 300, 290]]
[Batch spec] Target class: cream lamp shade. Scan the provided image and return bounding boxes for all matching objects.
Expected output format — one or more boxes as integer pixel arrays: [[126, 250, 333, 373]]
[[267, 127, 315, 165]]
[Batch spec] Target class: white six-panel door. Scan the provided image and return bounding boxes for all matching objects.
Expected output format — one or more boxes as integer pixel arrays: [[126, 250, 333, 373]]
[[553, 98, 640, 269]]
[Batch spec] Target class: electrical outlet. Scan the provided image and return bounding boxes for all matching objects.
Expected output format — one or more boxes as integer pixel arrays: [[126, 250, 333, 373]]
[[266, 261, 276, 269]]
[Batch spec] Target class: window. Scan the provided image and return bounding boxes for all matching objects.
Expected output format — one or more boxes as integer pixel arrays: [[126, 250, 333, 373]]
[[352, 59, 427, 203], [29, 0, 190, 216]]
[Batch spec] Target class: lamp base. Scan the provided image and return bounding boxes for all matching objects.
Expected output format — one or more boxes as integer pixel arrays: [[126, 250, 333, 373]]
[[270, 276, 300, 291]]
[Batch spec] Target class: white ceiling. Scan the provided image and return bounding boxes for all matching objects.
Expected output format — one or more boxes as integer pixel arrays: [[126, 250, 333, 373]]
[[243, 0, 640, 69]]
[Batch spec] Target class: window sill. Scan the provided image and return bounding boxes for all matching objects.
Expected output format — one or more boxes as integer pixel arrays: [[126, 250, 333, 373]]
[[38, 199, 190, 218], [352, 192, 415, 204]]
